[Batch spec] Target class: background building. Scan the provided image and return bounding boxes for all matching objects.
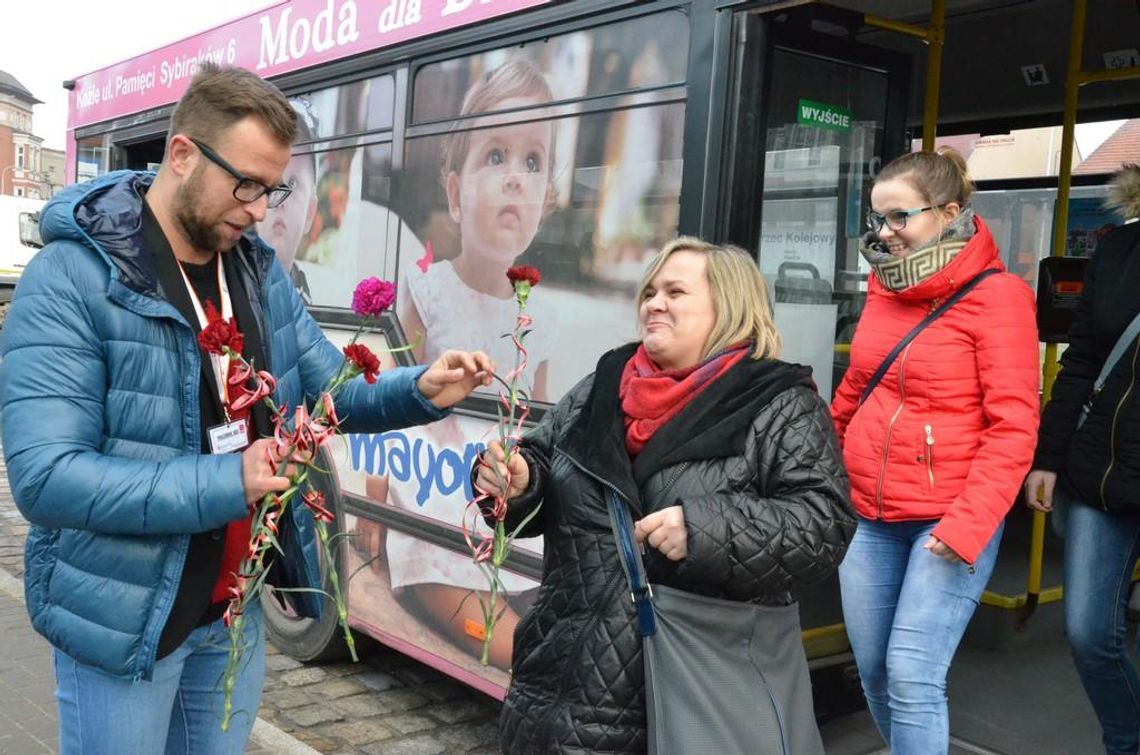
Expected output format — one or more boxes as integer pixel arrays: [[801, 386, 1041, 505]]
[[0, 70, 52, 198]]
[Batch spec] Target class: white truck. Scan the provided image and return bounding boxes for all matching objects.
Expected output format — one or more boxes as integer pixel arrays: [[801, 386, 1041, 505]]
[[0, 195, 45, 327]]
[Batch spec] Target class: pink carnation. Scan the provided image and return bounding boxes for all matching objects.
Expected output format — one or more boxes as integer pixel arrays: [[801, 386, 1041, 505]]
[[351, 278, 396, 317]]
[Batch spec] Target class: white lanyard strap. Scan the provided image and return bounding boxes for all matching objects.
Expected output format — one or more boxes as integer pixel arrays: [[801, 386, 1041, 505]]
[[177, 254, 234, 413]]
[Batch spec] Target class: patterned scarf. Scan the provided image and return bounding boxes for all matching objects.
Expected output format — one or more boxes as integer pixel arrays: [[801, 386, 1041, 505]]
[[619, 341, 751, 457], [862, 206, 977, 291]]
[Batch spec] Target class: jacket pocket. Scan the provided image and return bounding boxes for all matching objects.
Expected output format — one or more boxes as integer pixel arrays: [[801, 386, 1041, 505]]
[[920, 423, 936, 493]]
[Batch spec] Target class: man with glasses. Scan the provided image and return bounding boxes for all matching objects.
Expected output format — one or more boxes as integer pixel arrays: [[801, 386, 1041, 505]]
[[0, 64, 494, 754]]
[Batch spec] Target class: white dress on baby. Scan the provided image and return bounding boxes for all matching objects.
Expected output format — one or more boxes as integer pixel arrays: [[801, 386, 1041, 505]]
[[407, 260, 555, 400], [383, 260, 555, 592]]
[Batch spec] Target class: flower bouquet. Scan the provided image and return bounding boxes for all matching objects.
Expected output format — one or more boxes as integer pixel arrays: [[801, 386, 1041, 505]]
[[198, 277, 398, 730], [465, 265, 543, 666]]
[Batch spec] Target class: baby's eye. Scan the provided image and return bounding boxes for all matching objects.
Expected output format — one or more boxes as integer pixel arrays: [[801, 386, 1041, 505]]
[[486, 149, 504, 167], [525, 153, 542, 173]]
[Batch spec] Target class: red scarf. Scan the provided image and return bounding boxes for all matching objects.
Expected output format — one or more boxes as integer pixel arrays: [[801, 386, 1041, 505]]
[[210, 359, 256, 606], [619, 342, 750, 457]]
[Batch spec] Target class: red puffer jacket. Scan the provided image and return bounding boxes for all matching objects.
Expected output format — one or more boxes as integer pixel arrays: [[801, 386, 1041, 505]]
[[831, 216, 1040, 564]]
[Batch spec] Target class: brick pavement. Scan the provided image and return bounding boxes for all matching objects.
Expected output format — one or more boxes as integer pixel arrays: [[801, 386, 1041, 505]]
[[0, 453, 503, 754], [0, 574, 56, 755]]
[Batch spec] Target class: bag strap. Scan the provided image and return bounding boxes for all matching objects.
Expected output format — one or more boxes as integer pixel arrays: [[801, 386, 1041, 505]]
[[606, 491, 657, 637], [1077, 307, 1140, 429], [858, 268, 1000, 407]]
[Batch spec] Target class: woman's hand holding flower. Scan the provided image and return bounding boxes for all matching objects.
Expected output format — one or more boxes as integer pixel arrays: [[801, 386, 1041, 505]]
[[635, 505, 688, 561], [417, 349, 495, 408], [476, 439, 530, 500]]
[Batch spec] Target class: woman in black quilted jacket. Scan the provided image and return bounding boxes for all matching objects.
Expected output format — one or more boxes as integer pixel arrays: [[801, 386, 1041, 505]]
[[475, 237, 855, 753]]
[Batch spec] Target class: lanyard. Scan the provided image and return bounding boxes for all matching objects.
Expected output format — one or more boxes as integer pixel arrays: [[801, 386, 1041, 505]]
[[177, 254, 234, 419]]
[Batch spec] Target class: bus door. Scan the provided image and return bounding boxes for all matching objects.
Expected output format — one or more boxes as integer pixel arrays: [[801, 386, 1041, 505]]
[[716, 0, 910, 684], [721, 4, 910, 402]]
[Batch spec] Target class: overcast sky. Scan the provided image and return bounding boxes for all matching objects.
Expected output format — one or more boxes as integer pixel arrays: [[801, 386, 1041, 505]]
[[1, 1, 1127, 156], [4, 1, 275, 151]]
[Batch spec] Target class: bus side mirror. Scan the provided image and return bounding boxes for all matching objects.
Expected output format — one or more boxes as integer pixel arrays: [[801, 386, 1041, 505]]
[[18, 211, 43, 250]]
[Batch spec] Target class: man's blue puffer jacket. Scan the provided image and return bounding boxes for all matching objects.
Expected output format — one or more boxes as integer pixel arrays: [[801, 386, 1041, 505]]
[[0, 170, 444, 680]]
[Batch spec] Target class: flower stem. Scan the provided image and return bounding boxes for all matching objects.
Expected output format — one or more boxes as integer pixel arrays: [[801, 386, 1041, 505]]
[[316, 518, 357, 662]]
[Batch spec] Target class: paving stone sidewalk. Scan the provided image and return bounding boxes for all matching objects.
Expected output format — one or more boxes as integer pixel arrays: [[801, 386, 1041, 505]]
[[0, 454, 502, 755]]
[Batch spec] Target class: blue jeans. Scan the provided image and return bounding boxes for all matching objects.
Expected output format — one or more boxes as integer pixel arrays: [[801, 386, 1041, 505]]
[[1064, 502, 1140, 755], [839, 518, 1003, 755], [53, 602, 265, 755]]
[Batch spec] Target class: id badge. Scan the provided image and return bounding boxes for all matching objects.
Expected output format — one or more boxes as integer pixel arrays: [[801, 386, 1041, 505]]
[[207, 418, 250, 455]]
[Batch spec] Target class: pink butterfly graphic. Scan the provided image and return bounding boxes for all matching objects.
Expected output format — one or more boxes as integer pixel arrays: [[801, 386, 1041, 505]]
[[415, 241, 434, 273]]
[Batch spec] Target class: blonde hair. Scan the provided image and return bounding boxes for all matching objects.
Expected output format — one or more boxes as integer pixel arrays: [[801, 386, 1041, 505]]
[[875, 146, 973, 207], [636, 236, 781, 360], [440, 60, 558, 208]]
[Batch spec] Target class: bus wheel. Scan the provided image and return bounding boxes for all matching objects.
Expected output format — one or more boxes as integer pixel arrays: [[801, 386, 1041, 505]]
[[261, 477, 361, 662]]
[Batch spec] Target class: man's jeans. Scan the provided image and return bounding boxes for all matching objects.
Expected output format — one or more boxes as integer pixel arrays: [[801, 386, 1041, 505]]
[[53, 602, 265, 755], [1065, 502, 1140, 755], [839, 518, 1002, 755]]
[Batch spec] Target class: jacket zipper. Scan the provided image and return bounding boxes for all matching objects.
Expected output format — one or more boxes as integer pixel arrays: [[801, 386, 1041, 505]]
[[539, 449, 640, 736], [659, 462, 691, 503], [923, 424, 936, 489], [875, 342, 914, 518], [1099, 338, 1140, 510]]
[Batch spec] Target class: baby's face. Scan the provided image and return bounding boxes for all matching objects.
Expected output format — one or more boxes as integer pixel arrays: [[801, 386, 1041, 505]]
[[258, 155, 316, 271], [452, 96, 552, 263]]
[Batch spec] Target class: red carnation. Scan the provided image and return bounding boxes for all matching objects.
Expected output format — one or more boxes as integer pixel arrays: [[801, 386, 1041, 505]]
[[506, 266, 541, 308], [343, 343, 381, 384], [197, 300, 244, 356], [506, 266, 541, 287], [351, 278, 397, 318]]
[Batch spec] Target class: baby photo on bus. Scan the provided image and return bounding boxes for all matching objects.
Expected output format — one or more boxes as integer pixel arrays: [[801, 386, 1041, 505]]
[[399, 59, 559, 402], [346, 24, 690, 677]]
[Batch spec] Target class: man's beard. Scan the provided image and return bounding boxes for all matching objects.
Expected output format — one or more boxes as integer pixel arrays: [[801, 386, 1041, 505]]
[[175, 168, 243, 253]]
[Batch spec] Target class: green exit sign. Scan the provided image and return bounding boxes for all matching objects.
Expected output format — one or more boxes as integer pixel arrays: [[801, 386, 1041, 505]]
[[797, 99, 852, 133]]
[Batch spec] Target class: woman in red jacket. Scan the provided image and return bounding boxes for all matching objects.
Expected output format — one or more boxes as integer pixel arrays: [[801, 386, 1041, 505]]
[[831, 148, 1039, 755]]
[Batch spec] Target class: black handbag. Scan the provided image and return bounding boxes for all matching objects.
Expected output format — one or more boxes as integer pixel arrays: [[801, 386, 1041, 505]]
[[607, 491, 824, 755]]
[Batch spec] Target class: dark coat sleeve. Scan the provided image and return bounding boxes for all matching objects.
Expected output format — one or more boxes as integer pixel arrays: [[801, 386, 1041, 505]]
[[1034, 251, 1102, 471], [676, 386, 856, 599]]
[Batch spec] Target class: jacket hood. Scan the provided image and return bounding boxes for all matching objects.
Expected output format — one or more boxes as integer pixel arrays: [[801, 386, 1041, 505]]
[[40, 169, 274, 297], [1107, 163, 1140, 222], [870, 214, 1004, 303]]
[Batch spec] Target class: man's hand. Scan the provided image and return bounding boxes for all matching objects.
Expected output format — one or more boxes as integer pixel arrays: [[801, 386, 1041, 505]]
[[416, 350, 494, 409], [241, 438, 293, 505], [1024, 469, 1058, 513], [475, 440, 530, 499], [634, 505, 688, 561]]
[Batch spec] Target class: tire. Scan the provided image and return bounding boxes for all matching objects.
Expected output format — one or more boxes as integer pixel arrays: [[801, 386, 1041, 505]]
[[261, 458, 358, 662]]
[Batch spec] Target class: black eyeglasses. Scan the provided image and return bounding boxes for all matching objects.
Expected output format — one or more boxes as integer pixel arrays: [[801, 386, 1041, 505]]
[[866, 205, 938, 234], [189, 137, 293, 209]]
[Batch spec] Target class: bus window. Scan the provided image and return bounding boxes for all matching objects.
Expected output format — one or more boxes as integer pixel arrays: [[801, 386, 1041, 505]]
[[400, 13, 690, 403], [330, 10, 690, 689], [77, 135, 110, 183], [260, 75, 400, 309], [410, 11, 689, 126]]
